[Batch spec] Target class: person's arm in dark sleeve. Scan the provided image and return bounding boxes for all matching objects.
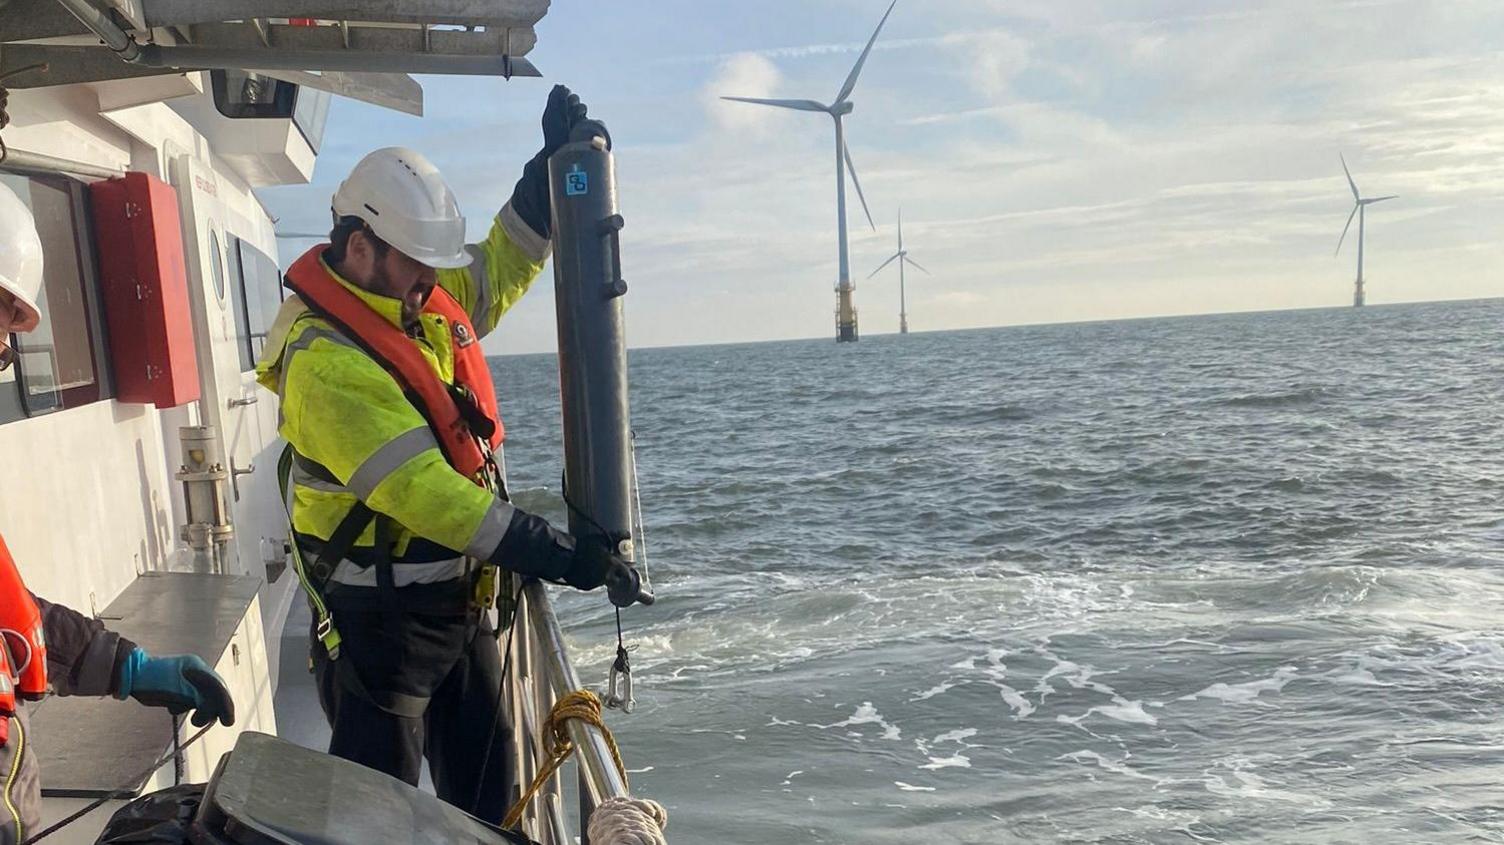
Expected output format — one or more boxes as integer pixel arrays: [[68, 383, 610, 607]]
[[32, 593, 135, 697]]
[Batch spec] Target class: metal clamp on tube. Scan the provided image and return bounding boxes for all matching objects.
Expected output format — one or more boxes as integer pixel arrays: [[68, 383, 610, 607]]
[[548, 122, 652, 608]]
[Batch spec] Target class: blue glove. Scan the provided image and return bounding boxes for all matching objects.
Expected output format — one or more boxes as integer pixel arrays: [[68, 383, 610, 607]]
[[117, 648, 236, 727]]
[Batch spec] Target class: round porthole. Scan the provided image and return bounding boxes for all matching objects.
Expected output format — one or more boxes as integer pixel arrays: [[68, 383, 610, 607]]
[[209, 229, 227, 301]]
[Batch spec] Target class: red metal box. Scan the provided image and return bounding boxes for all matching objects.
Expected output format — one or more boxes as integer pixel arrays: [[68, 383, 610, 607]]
[[89, 171, 200, 408]]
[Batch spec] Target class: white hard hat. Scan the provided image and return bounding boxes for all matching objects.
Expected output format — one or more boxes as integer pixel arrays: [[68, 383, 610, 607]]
[[0, 183, 42, 333], [331, 147, 469, 270]]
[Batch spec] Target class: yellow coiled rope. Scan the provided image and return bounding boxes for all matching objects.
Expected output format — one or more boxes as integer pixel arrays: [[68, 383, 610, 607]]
[[503, 689, 629, 831]]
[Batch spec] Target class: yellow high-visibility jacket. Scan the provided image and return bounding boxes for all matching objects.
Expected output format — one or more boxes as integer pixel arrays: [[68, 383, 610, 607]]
[[256, 206, 547, 588]]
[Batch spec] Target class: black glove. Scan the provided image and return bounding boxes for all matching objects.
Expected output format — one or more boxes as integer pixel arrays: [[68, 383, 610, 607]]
[[492, 507, 613, 591], [510, 84, 612, 241]]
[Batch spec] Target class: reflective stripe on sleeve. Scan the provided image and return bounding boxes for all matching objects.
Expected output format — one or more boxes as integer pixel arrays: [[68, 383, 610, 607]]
[[462, 497, 516, 560], [463, 242, 493, 330], [498, 202, 551, 263]]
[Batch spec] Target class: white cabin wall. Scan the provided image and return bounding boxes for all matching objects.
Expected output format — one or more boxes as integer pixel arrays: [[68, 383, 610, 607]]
[[1, 402, 176, 613], [4, 88, 132, 173]]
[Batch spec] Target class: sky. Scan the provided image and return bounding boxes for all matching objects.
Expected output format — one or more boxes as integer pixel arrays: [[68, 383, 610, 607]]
[[257, 0, 1504, 355]]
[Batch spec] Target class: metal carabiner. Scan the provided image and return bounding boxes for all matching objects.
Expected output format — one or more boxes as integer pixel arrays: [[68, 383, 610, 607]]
[[604, 647, 635, 714]]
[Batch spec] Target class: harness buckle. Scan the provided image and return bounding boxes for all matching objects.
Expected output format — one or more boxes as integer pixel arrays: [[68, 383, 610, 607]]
[[316, 614, 342, 661]]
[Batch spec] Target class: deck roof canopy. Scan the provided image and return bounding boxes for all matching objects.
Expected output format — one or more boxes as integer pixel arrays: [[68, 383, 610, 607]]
[[0, 0, 548, 113]]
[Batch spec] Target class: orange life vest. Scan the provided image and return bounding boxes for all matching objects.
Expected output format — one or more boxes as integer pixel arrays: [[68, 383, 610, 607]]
[[283, 246, 504, 481], [0, 533, 48, 716]]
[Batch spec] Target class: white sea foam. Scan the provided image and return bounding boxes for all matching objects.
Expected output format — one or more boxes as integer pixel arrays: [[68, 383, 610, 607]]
[[933, 728, 978, 745], [1199, 757, 1330, 808], [997, 683, 1037, 718], [911, 679, 966, 701], [821, 702, 902, 741], [1180, 667, 1297, 704], [1058, 695, 1158, 727], [919, 753, 971, 770], [894, 781, 937, 792], [1058, 750, 1164, 784]]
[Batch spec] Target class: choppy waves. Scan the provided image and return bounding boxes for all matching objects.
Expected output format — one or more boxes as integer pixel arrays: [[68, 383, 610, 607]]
[[493, 300, 1504, 843]]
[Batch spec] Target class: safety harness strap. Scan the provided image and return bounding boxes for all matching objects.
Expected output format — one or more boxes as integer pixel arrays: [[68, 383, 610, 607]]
[[278, 445, 344, 660]]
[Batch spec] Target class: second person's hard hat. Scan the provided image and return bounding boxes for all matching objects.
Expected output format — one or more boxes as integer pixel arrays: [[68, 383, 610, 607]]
[[0, 183, 43, 332]]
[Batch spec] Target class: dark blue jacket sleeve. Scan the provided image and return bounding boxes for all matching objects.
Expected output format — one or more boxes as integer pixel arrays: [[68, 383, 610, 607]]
[[31, 594, 137, 697]]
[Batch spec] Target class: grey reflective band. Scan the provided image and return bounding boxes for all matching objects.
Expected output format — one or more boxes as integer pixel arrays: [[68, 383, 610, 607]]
[[463, 242, 493, 331], [290, 460, 348, 494], [327, 556, 470, 588], [463, 497, 516, 559], [345, 426, 440, 500], [499, 202, 551, 264]]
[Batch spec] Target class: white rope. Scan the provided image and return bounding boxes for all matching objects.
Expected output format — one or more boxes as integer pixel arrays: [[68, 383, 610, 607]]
[[586, 796, 668, 845]]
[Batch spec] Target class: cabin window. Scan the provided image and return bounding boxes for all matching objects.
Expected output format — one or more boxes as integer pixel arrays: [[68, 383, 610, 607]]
[[209, 70, 330, 154], [228, 237, 284, 373], [0, 173, 110, 423], [210, 70, 298, 120], [292, 88, 331, 153]]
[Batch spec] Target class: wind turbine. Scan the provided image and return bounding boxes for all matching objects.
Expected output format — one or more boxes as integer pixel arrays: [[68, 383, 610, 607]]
[[1335, 154, 1397, 308], [867, 208, 928, 334], [722, 0, 896, 343]]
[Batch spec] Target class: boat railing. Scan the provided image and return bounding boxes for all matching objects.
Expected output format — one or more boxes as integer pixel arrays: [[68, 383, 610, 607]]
[[505, 578, 628, 845]]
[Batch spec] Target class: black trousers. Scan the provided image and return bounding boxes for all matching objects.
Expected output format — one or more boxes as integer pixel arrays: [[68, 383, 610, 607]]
[[312, 600, 515, 824]]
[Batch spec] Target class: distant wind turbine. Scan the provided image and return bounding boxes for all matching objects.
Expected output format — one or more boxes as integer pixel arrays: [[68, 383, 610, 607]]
[[1334, 154, 1397, 308], [867, 208, 928, 334], [722, 0, 897, 343]]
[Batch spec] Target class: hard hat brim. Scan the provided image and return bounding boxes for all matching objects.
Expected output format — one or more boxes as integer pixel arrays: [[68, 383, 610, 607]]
[[0, 284, 40, 334], [409, 249, 471, 270]]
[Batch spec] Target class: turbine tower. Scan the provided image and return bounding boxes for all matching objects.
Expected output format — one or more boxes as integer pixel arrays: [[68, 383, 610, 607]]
[[1335, 154, 1397, 308], [867, 208, 929, 334], [722, 0, 896, 343]]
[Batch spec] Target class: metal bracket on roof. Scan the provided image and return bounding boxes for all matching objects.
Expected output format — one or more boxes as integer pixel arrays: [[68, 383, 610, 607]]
[[249, 17, 268, 48]]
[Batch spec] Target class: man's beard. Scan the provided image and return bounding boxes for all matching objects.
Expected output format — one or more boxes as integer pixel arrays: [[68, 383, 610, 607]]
[[372, 263, 424, 328]]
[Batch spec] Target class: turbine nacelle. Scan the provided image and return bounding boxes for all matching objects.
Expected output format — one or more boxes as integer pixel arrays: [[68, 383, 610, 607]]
[[831, 101, 855, 116], [1334, 155, 1398, 257]]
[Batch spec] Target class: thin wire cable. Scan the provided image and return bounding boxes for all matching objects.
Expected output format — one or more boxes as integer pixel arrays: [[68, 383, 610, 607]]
[[21, 724, 213, 845]]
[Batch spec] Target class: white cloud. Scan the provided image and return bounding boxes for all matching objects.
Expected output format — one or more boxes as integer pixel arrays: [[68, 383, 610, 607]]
[[704, 53, 786, 136]]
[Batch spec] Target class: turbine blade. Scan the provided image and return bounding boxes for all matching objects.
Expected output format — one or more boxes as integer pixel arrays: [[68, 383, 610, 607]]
[[1340, 153, 1360, 202], [1335, 203, 1358, 256], [905, 255, 931, 274], [843, 141, 876, 230], [897, 207, 903, 249], [1364, 195, 1398, 203], [867, 252, 901, 279], [834, 0, 898, 105], [720, 96, 830, 112]]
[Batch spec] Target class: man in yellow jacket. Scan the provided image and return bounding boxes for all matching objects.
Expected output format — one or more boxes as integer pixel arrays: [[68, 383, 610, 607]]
[[257, 85, 618, 823]]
